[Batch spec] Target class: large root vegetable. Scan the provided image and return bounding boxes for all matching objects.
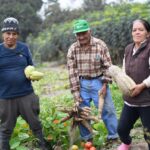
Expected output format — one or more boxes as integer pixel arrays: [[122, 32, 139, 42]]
[[81, 120, 93, 133], [59, 105, 99, 133], [98, 91, 104, 120], [108, 65, 136, 96]]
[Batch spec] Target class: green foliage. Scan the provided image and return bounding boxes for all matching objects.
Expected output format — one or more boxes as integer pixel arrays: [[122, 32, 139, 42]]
[[28, 2, 150, 65], [83, 0, 106, 11], [9, 63, 125, 149], [43, 1, 83, 29], [8, 62, 143, 149], [27, 22, 76, 62], [10, 64, 73, 149], [110, 83, 123, 116], [40, 97, 71, 148], [0, 0, 42, 41], [10, 117, 34, 150], [92, 122, 107, 148]]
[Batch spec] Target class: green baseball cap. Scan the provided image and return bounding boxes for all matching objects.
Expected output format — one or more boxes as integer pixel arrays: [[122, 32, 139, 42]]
[[73, 19, 90, 34]]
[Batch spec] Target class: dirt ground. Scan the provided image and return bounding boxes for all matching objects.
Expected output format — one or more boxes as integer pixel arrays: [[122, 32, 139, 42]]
[[100, 127, 148, 150]]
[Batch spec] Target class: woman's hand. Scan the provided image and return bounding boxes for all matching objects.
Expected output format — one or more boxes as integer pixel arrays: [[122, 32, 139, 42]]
[[130, 83, 146, 97]]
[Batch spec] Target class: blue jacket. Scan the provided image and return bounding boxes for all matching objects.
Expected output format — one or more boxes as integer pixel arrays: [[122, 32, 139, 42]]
[[0, 41, 34, 99]]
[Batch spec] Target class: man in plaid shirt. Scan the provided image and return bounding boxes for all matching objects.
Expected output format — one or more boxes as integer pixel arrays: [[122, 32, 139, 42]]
[[67, 19, 118, 142]]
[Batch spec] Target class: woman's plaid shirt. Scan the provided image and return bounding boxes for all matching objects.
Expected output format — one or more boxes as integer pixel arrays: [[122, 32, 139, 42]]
[[67, 37, 112, 101]]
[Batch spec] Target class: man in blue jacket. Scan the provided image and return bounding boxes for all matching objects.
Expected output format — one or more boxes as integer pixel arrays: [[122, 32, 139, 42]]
[[0, 17, 48, 150]]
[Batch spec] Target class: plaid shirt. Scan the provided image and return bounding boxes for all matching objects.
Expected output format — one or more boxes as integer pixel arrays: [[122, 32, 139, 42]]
[[67, 36, 112, 101]]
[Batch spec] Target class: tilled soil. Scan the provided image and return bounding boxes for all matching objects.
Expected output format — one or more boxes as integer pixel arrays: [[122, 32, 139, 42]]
[[100, 127, 148, 150]]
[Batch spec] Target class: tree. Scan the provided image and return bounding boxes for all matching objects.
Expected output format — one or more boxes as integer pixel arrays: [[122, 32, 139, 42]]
[[0, 0, 43, 41], [82, 0, 106, 11], [43, 2, 63, 26], [43, 0, 83, 29]]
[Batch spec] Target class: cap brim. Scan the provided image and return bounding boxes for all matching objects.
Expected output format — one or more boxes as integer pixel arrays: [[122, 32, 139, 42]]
[[73, 28, 90, 34]]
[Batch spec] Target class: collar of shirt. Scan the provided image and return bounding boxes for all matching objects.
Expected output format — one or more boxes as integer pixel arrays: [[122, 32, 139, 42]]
[[76, 36, 96, 47], [133, 39, 148, 55]]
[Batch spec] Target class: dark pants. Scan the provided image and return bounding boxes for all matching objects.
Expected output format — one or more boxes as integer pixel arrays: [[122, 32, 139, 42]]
[[0, 93, 45, 150], [117, 104, 150, 149]]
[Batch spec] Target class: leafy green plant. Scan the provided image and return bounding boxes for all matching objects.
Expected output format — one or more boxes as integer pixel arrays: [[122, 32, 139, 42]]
[[40, 97, 71, 149], [9, 63, 125, 149], [92, 122, 107, 148], [10, 117, 34, 150]]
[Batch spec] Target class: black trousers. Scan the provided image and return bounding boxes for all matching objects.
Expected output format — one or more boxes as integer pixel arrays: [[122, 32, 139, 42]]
[[0, 93, 44, 149], [117, 103, 150, 149]]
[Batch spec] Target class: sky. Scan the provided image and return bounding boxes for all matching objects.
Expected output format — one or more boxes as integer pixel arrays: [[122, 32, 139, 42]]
[[58, 0, 147, 9], [40, 0, 147, 18], [42, 0, 148, 10], [58, 0, 84, 10], [42, 0, 83, 10], [40, 0, 84, 18]]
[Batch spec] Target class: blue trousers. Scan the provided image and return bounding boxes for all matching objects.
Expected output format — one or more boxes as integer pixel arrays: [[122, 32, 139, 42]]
[[79, 77, 118, 140]]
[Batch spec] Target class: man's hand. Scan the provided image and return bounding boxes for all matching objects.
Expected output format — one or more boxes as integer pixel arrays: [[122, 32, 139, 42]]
[[101, 76, 112, 84], [130, 83, 146, 97], [73, 98, 83, 112], [75, 97, 83, 106]]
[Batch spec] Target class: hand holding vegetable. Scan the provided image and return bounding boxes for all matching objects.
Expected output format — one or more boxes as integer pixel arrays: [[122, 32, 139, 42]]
[[24, 65, 44, 81], [130, 83, 146, 97]]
